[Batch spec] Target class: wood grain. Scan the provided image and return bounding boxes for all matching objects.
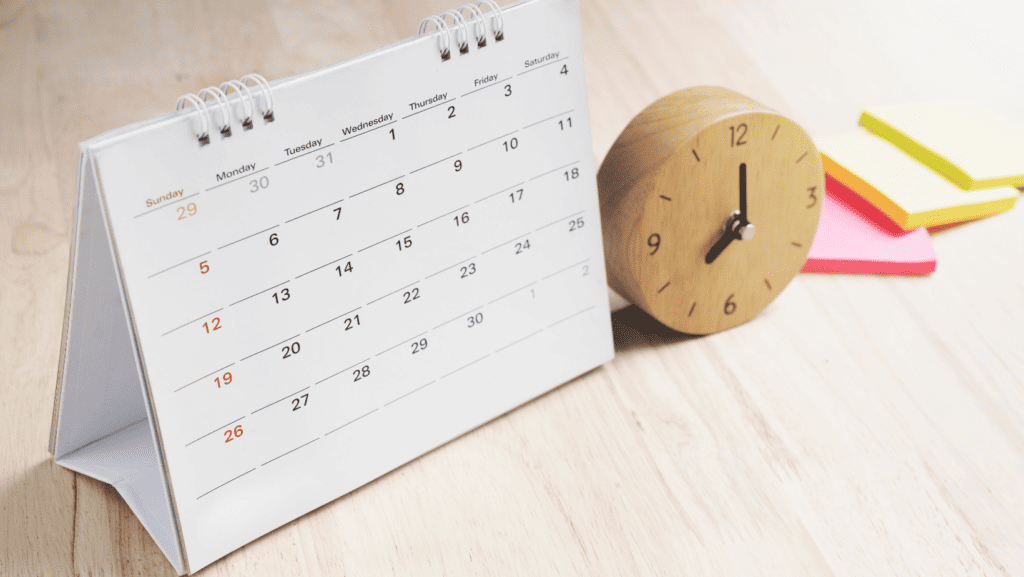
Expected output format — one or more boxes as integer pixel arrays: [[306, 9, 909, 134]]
[[598, 87, 824, 333], [2, 1, 1023, 575]]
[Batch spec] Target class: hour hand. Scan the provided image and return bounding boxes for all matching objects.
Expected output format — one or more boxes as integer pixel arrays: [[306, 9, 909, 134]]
[[704, 224, 737, 264]]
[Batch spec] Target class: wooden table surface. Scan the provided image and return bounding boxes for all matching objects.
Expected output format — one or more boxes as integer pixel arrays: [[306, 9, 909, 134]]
[[2, 1, 1023, 575]]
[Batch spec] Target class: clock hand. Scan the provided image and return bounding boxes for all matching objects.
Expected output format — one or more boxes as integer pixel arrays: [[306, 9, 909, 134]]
[[704, 225, 737, 264], [738, 162, 748, 225]]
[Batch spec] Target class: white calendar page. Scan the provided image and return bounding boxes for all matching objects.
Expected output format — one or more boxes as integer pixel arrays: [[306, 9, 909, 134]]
[[87, 0, 612, 570]]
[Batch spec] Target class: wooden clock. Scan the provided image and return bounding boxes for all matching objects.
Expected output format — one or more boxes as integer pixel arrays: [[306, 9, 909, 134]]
[[598, 87, 825, 335]]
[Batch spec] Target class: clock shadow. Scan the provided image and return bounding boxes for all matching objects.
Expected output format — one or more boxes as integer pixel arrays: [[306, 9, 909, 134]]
[[612, 305, 701, 352]]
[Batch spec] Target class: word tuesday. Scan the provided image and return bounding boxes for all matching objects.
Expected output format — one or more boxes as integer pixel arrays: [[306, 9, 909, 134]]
[[284, 139, 322, 156]]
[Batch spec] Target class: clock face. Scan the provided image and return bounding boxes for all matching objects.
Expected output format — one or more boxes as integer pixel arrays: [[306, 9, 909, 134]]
[[634, 112, 823, 334]]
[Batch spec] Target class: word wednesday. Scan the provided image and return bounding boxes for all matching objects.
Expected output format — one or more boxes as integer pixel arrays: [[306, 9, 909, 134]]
[[524, 52, 559, 68], [341, 114, 393, 137]]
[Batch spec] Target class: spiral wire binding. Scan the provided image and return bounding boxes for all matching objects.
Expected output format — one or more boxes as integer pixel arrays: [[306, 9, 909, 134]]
[[420, 0, 504, 61], [219, 79, 257, 131], [174, 2, 504, 147], [175, 93, 212, 146], [197, 86, 232, 138], [175, 72, 276, 147], [241, 73, 275, 123]]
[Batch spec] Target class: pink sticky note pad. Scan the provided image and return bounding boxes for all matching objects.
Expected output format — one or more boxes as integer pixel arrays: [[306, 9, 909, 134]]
[[802, 175, 936, 275]]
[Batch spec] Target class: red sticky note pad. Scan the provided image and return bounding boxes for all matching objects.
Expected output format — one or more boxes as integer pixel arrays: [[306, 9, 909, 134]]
[[802, 175, 936, 275]]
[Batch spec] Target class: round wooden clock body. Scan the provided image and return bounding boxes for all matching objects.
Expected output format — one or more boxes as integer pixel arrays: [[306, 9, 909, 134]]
[[598, 87, 825, 334]]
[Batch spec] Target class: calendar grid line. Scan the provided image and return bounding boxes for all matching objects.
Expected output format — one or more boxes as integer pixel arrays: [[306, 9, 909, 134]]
[[460, 77, 512, 98], [324, 409, 378, 436], [548, 305, 596, 329], [349, 175, 404, 199], [529, 160, 579, 181], [418, 205, 470, 228], [523, 109, 574, 130], [285, 198, 344, 223], [358, 229, 413, 253], [495, 329, 545, 353], [482, 232, 530, 254], [339, 121, 396, 143], [366, 281, 419, 306], [148, 251, 211, 279], [175, 363, 235, 393], [240, 334, 301, 362], [315, 358, 372, 385], [274, 143, 334, 166], [229, 280, 290, 307], [537, 210, 585, 232], [196, 468, 255, 500], [205, 167, 268, 192], [516, 56, 569, 76], [542, 258, 590, 280], [410, 152, 463, 174], [401, 98, 455, 119], [467, 130, 518, 152], [305, 307, 361, 333], [161, 308, 222, 337], [376, 332, 429, 357], [488, 282, 536, 305], [473, 182, 525, 204], [261, 438, 319, 467], [133, 192, 201, 219], [217, 225, 279, 251], [186, 416, 245, 447], [251, 387, 310, 415], [295, 253, 353, 279], [424, 255, 476, 279], [383, 381, 436, 407], [433, 306, 483, 330], [440, 355, 490, 380]]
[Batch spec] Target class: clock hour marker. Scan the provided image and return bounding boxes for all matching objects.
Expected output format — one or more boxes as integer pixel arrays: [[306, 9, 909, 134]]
[[658, 281, 671, 293], [795, 151, 808, 164], [659, 195, 672, 201], [764, 279, 772, 290], [771, 125, 780, 140], [688, 302, 696, 317], [791, 241, 802, 247], [692, 149, 700, 161]]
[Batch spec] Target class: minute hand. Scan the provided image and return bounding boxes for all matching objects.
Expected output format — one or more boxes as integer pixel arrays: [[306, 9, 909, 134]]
[[738, 162, 748, 225]]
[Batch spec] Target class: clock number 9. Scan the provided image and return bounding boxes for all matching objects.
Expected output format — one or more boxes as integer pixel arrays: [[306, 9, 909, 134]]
[[647, 233, 661, 255]]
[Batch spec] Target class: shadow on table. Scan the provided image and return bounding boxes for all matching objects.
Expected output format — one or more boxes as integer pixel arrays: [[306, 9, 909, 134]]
[[0, 460, 176, 576], [611, 305, 700, 352]]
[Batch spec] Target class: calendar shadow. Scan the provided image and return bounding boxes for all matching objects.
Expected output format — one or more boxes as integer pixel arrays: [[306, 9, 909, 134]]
[[0, 460, 177, 576], [611, 305, 701, 352]]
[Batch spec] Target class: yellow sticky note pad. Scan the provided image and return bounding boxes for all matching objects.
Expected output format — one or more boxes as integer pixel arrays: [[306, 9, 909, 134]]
[[818, 131, 1019, 230], [860, 101, 1024, 190]]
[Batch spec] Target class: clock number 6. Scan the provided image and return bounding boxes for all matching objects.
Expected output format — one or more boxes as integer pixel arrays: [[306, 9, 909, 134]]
[[647, 233, 661, 255], [724, 294, 737, 315]]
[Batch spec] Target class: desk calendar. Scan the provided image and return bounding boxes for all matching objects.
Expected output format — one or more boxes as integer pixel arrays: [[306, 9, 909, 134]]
[[48, 0, 614, 572]]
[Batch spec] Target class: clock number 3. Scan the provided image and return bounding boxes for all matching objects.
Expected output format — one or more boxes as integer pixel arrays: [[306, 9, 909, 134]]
[[729, 124, 748, 147], [806, 186, 817, 208]]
